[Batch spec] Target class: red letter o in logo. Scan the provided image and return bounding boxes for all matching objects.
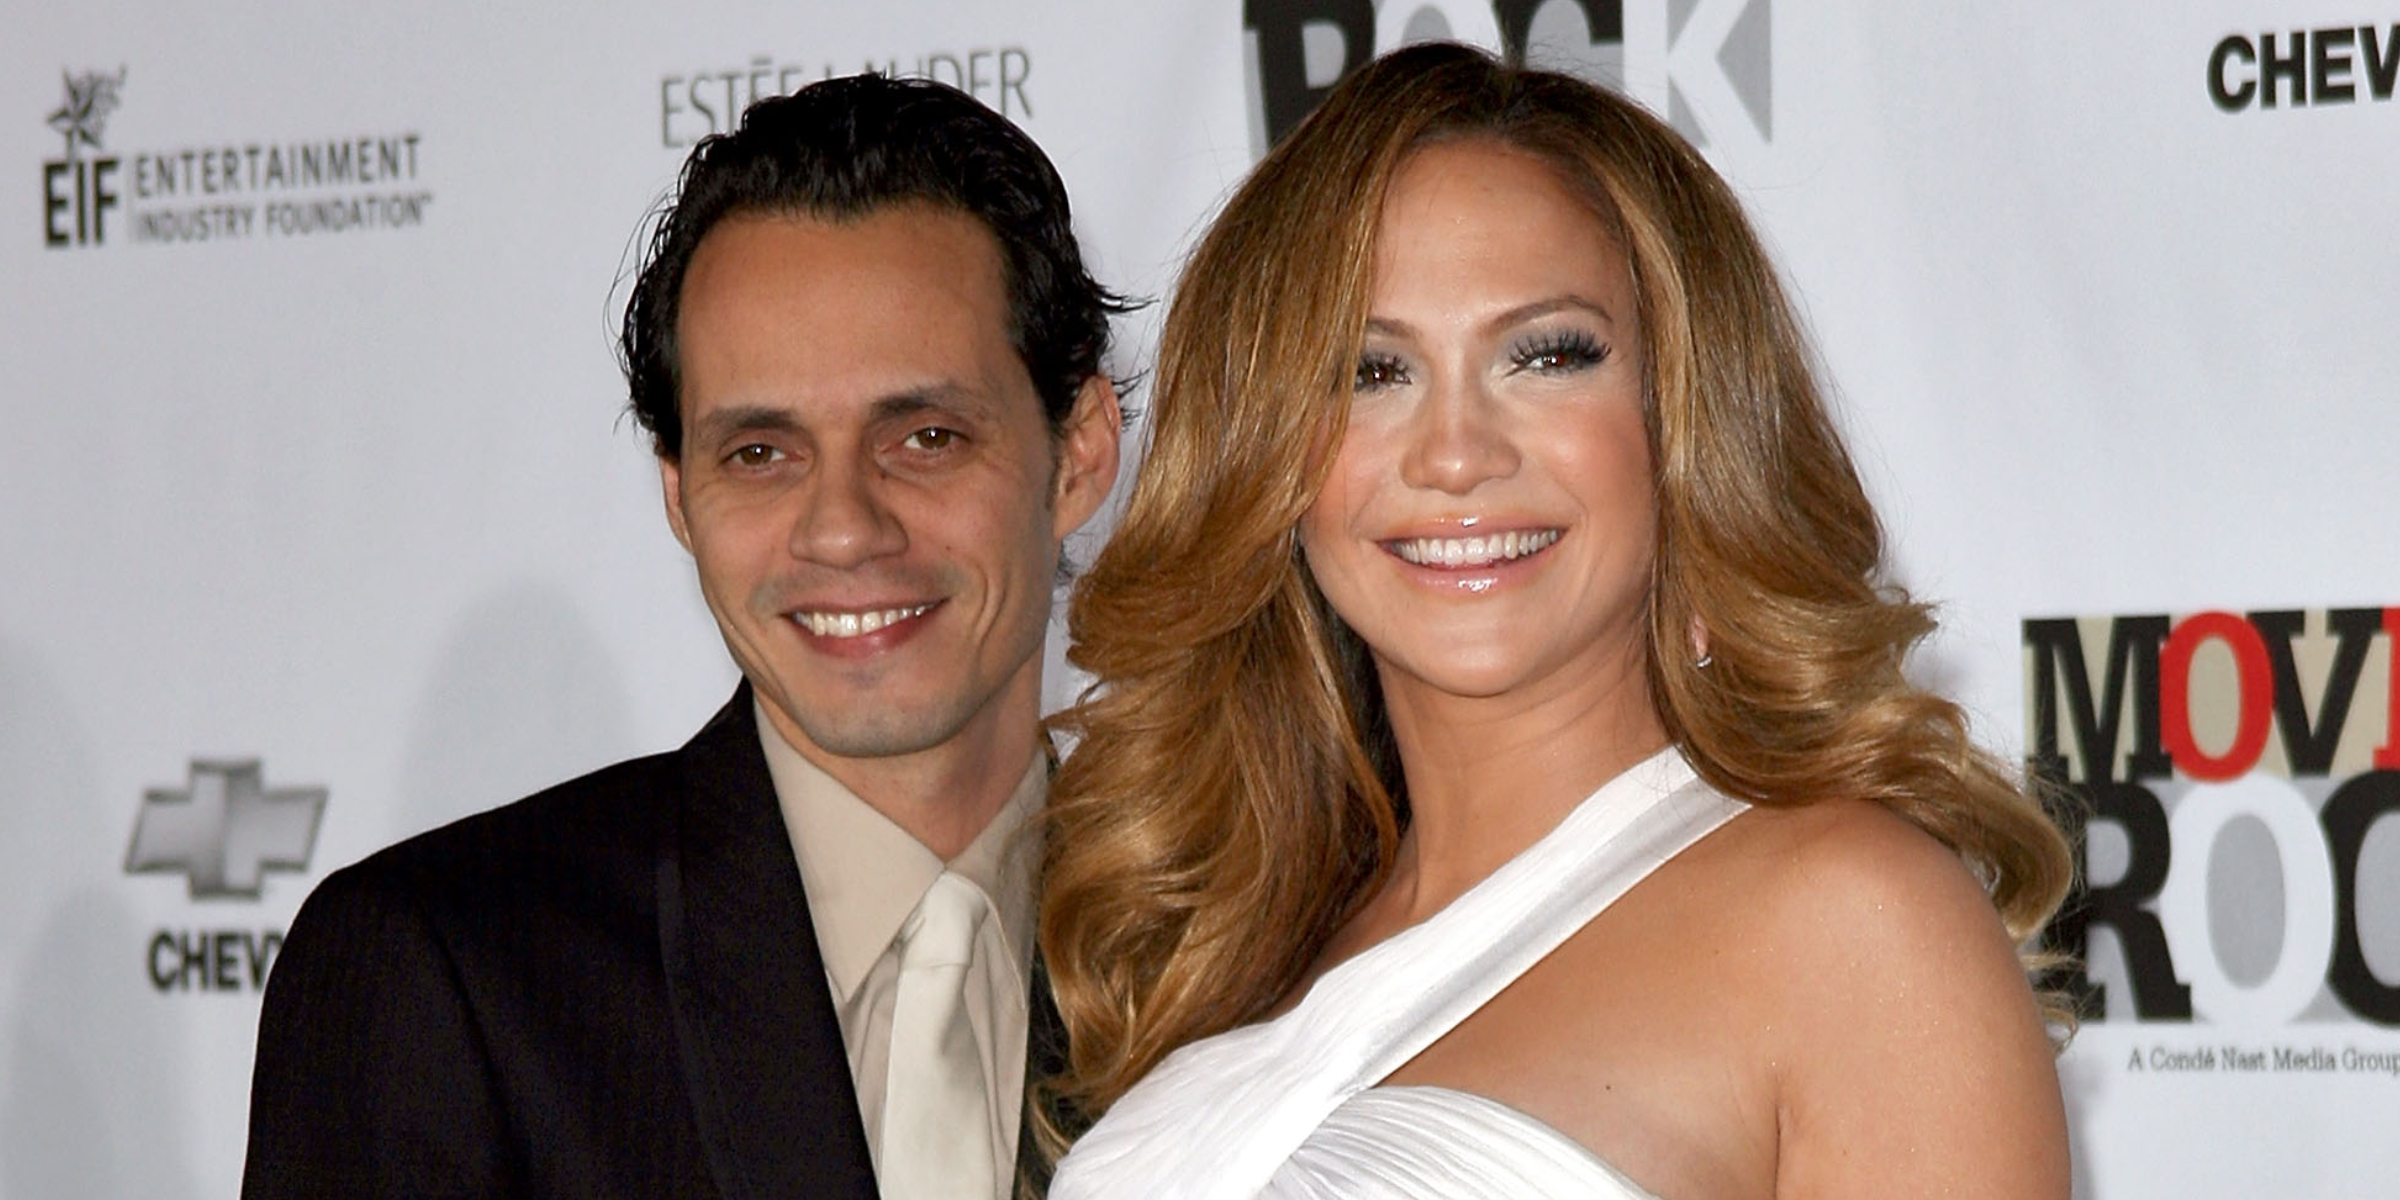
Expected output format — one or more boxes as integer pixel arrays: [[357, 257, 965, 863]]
[[2161, 611, 2276, 781]]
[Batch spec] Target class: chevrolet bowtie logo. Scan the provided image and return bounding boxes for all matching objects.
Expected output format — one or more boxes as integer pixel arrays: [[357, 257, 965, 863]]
[[126, 760, 326, 900]]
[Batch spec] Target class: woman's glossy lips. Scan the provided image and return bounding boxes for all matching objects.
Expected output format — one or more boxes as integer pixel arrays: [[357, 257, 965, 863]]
[[1383, 528, 1562, 569]]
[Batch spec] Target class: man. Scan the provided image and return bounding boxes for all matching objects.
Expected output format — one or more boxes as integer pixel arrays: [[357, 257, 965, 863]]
[[243, 74, 1122, 1199]]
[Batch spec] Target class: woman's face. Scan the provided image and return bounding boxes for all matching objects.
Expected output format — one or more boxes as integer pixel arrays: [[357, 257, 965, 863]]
[[1299, 139, 1656, 707]]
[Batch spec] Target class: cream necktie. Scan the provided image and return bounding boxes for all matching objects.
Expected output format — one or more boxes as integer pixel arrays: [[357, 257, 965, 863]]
[[880, 870, 1000, 1200]]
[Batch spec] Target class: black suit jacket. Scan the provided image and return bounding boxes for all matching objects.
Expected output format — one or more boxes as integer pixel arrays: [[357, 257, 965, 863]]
[[242, 685, 1068, 1198]]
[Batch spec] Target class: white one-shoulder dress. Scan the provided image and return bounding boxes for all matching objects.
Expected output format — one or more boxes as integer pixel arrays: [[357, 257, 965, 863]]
[[1049, 747, 1745, 1200]]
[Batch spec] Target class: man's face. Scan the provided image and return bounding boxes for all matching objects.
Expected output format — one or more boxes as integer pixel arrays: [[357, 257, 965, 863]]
[[662, 206, 1117, 771]]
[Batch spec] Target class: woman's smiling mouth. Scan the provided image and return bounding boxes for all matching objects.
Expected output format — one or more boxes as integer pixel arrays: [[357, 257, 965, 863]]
[[1384, 528, 1561, 569]]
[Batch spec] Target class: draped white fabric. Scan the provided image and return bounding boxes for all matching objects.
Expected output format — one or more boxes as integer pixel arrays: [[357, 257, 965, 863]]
[[1270, 1087, 1659, 1200], [1052, 748, 1742, 1199]]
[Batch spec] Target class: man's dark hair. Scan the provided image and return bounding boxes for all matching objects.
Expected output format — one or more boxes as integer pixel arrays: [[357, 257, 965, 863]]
[[620, 73, 1126, 459]]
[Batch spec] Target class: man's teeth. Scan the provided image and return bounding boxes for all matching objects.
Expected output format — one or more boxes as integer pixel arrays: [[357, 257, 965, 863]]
[[1391, 529, 1561, 567], [795, 604, 933, 638]]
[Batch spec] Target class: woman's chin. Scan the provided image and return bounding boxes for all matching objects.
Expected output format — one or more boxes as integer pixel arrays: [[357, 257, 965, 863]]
[[1375, 646, 1552, 702]]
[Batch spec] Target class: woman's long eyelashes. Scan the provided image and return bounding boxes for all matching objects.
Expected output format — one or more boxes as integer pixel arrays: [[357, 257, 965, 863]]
[[1355, 351, 1410, 392], [1356, 332, 1606, 391], [1509, 330, 1609, 373]]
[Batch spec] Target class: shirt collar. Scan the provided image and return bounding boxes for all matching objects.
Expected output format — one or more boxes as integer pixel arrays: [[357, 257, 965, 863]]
[[755, 696, 1045, 1006]]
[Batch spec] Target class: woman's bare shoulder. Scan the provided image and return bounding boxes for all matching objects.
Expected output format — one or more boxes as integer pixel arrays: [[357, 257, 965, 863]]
[[1697, 796, 2070, 1197], [1736, 797, 2009, 945]]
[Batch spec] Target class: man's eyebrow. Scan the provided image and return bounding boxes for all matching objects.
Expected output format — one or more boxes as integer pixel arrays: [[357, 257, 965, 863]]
[[866, 384, 989, 425], [691, 405, 802, 445], [688, 386, 994, 446]]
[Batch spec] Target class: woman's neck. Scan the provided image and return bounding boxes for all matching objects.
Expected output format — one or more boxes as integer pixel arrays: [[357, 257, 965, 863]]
[[1374, 648, 1669, 921]]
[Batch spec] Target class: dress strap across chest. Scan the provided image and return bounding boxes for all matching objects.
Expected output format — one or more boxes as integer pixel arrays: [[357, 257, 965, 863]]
[[1325, 745, 1735, 1085], [1050, 745, 1748, 1200]]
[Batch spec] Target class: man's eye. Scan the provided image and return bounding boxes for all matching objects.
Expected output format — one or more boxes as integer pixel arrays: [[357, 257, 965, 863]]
[[903, 427, 960, 452], [728, 444, 781, 468], [1354, 353, 1409, 393]]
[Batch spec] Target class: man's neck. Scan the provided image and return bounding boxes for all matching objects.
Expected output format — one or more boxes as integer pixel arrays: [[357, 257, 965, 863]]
[[757, 694, 1040, 861]]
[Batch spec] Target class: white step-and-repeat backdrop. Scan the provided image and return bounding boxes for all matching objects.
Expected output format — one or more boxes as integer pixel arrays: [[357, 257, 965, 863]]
[[4, 2, 2395, 1195]]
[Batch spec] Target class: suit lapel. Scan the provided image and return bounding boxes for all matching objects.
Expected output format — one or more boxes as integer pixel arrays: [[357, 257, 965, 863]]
[[657, 685, 879, 1200]]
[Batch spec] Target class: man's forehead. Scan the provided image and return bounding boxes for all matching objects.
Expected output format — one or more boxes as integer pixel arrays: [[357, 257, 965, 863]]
[[672, 207, 1036, 431], [677, 209, 1005, 359], [684, 203, 1005, 296]]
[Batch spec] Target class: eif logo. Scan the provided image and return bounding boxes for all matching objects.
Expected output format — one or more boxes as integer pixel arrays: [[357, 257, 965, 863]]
[[42, 67, 125, 248], [2025, 609, 2400, 1029], [126, 759, 325, 900], [1244, 0, 1773, 151]]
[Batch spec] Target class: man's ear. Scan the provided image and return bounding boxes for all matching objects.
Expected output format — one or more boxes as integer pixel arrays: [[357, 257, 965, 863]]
[[1050, 374, 1123, 539], [659, 455, 694, 553]]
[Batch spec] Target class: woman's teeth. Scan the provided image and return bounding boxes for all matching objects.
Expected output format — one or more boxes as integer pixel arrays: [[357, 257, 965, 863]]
[[1389, 529, 1560, 568], [795, 604, 933, 638]]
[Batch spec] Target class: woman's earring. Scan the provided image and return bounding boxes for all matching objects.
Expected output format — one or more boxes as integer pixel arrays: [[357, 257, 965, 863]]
[[1694, 653, 1714, 669], [1690, 616, 1712, 669]]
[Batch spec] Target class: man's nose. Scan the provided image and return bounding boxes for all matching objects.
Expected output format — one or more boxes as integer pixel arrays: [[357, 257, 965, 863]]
[[1398, 374, 1521, 495], [787, 455, 908, 567]]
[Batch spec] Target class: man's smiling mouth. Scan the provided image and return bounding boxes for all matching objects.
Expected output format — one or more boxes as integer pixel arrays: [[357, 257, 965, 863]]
[[790, 602, 936, 638]]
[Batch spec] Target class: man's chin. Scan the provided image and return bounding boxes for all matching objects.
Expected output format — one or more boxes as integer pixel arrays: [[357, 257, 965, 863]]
[[778, 697, 973, 761]]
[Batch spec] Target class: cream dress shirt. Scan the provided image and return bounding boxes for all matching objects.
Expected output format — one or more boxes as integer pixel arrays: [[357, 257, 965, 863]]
[[755, 699, 1043, 1197]]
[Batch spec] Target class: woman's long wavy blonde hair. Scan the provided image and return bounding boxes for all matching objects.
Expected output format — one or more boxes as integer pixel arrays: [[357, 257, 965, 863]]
[[1039, 42, 2074, 1136]]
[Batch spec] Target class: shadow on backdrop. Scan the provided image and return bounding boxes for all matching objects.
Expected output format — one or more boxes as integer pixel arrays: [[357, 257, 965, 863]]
[[384, 582, 639, 848], [0, 638, 197, 1200], [2060, 1044, 2104, 1200]]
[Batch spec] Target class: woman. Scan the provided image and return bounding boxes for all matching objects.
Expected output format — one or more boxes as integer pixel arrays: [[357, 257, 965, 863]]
[[1040, 42, 2074, 1199]]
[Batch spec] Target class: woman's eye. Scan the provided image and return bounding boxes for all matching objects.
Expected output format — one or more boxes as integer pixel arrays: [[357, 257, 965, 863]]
[[1354, 353, 1410, 393], [1510, 331, 1610, 374], [903, 427, 960, 452]]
